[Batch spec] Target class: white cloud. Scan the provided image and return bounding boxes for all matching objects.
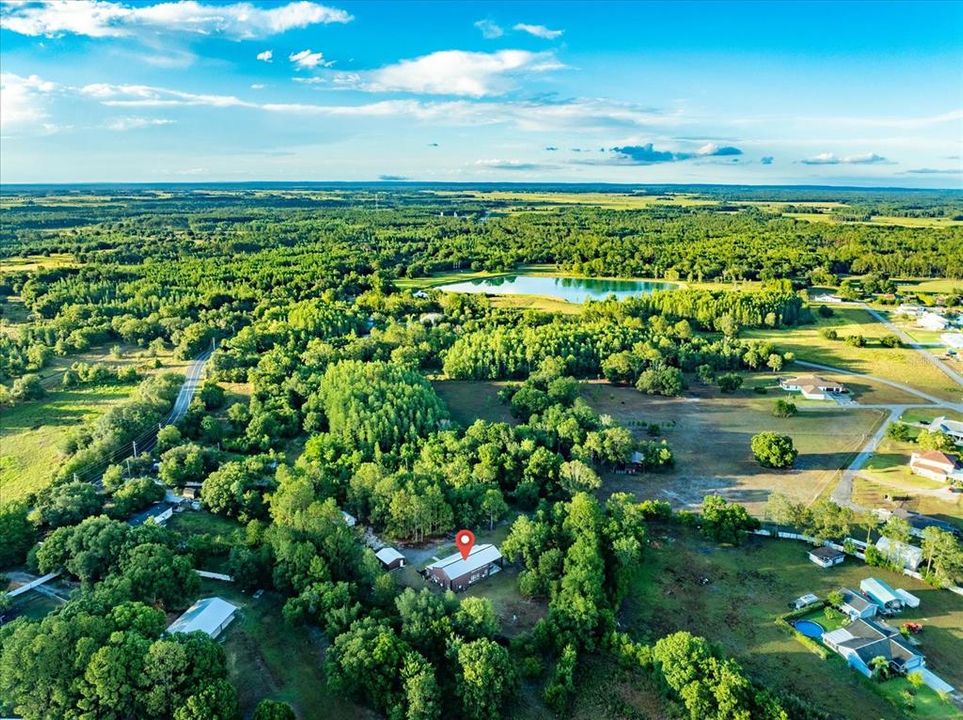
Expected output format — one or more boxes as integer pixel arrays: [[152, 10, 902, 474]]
[[257, 50, 274, 63], [800, 152, 890, 165], [81, 82, 252, 108], [105, 116, 175, 130], [0, 73, 58, 131], [289, 49, 332, 69], [343, 49, 565, 97], [513, 23, 563, 39], [474, 19, 503, 39], [251, 83, 266, 90], [475, 159, 553, 171], [0, 1, 352, 39]]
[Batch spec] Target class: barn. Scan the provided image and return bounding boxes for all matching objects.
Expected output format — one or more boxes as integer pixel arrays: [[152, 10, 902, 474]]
[[376, 547, 406, 570]]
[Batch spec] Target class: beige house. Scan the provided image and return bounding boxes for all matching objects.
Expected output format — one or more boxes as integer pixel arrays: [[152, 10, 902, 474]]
[[909, 450, 961, 482], [779, 374, 846, 400]]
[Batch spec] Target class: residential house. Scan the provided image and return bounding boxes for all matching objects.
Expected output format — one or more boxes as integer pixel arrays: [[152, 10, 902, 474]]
[[927, 416, 963, 445], [909, 450, 962, 482], [823, 618, 924, 678], [808, 546, 845, 568], [875, 537, 924, 571], [941, 333, 963, 350], [811, 293, 842, 304], [425, 544, 503, 591], [167, 597, 238, 639], [838, 589, 878, 620], [779, 375, 847, 400], [375, 547, 406, 570], [128, 502, 173, 527], [618, 450, 647, 474], [860, 577, 904, 612], [884, 509, 962, 539]]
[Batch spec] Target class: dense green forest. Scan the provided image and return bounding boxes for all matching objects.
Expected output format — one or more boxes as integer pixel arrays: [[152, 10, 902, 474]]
[[1, 186, 960, 720]]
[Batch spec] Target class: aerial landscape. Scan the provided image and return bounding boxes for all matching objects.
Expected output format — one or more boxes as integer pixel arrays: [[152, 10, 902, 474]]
[[1, 2, 962, 719]]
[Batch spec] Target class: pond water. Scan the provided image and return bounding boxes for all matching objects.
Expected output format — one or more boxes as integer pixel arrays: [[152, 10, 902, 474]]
[[437, 274, 675, 304]]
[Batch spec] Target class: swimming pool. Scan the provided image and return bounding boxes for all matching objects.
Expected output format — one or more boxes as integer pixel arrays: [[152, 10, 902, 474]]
[[793, 620, 825, 639]]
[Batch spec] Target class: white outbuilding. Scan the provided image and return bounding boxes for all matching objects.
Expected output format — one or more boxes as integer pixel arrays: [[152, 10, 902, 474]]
[[167, 597, 239, 639]]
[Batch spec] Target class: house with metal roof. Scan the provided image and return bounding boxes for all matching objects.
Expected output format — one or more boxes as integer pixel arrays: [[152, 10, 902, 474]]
[[376, 547, 406, 570], [860, 577, 904, 612], [823, 618, 924, 678], [166, 597, 238, 639], [779, 374, 847, 400], [808, 546, 845, 568], [928, 416, 963, 445], [875, 537, 923, 571], [425, 543, 503, 591], [128, 502, 173, 527]]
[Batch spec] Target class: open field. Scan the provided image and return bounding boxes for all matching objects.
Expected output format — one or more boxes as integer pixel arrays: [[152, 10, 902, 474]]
[[0, 254, 78, 274], [197, 581, 378, 720], [0, 345, 191, 502], [785, 212, 963, 229], [898, 279, 963, 295], [746, 308, 961, 402], [433, 379, 515, 426], [581, 381, 886, 513], [624, 526, 963, 720], [427, 190, 717, 209]]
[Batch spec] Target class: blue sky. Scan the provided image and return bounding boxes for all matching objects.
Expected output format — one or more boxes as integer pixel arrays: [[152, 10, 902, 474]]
[[1, 0, 961, 185]]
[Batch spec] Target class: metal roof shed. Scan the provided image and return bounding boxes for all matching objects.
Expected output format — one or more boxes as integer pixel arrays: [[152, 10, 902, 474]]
[[167, 597, 239, 639], [860, 577, 902, 609]]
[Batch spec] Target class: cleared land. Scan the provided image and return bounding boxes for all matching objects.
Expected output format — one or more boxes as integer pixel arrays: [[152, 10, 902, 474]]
[[433, 379, 516, 426], [624, 526, 963, 720], [745, 307, 961, 402], [581, 381, 886, 513], [0, 346, 190, 502]]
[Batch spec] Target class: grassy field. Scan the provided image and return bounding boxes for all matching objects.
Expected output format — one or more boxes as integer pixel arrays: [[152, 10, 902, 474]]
[[624, 526, 963, 720], [581, 380, 885, 513], [898, 279, 963, 295], [427, 190, 716, 210], [0, 346, 191, 502], [0, 254, 78, 274], [197, 580, 378, 720], [746, 308, 961, 402], [785, 213, 963, 229], [432, 379, 515, 426]]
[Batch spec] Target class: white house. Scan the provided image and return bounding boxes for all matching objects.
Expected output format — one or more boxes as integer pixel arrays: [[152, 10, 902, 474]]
[[918, 311, 948, 331], [779, 374, 847, 400], [823, 618, 924, 678], [808, 546, 845, 568], [838, 589, 878, 621], [941, 333, 963, 350], [875, 537, 924, 571], [896, 304, 922, 317], [167, 597, 238, 639], [811, 293, 843, 304], [927, 416, 963, 445], [909, 450, 962, 482]]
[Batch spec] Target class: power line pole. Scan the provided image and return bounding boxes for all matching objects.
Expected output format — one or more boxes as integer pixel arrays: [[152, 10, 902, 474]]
[[132, 440, 138, 458]]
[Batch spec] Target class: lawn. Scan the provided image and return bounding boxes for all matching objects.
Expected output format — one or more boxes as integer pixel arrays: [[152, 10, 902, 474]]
[[745, 308, 961, 402], [581, 380, 886, 514], [623, 526, 963, 720]]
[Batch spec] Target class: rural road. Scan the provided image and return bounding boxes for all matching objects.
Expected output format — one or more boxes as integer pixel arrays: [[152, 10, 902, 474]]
[[164, 347, 214, 425], [831, 406, 902, 509], [860, 303, 963, 390]]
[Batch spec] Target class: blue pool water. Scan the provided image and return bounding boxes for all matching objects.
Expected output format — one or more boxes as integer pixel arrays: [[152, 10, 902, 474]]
[[793, 620, 825, 638]]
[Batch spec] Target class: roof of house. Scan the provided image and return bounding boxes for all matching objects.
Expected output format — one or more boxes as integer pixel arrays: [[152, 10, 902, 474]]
[[376, 547, 405, 564], [890, 509, 961, 536], [629, 450, 645, 464], [341, 511, 357, 527], [128, 502, 171, 526], [929, 416, 963, 436], [941, 333, 963, 349], [840, 589, 875, 613], [826, 618, 920, 667], [781, 374, 843, 389], [860, 577, 901, 606], [426, 543, 502, 579], [167, 597, 238, 636], [911, 450, 957, 470], [809, 546, 844, 561], [876, 537, 924, 566]]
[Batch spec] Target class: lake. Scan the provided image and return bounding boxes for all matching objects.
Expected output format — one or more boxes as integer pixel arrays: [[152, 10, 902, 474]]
[[436, 274, 675, 304]]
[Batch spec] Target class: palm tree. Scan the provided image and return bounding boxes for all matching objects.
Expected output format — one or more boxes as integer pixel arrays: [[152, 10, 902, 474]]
[[869, 655, 891, 680]]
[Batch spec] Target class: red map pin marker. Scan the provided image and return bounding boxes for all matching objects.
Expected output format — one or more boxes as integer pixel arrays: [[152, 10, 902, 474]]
[[456, 529, 476, 560]]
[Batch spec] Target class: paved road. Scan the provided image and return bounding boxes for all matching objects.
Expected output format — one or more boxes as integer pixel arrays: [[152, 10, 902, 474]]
[[164, 348, 213, 424], [831, 406, 902, 509], [860, 303, 963, 390]]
